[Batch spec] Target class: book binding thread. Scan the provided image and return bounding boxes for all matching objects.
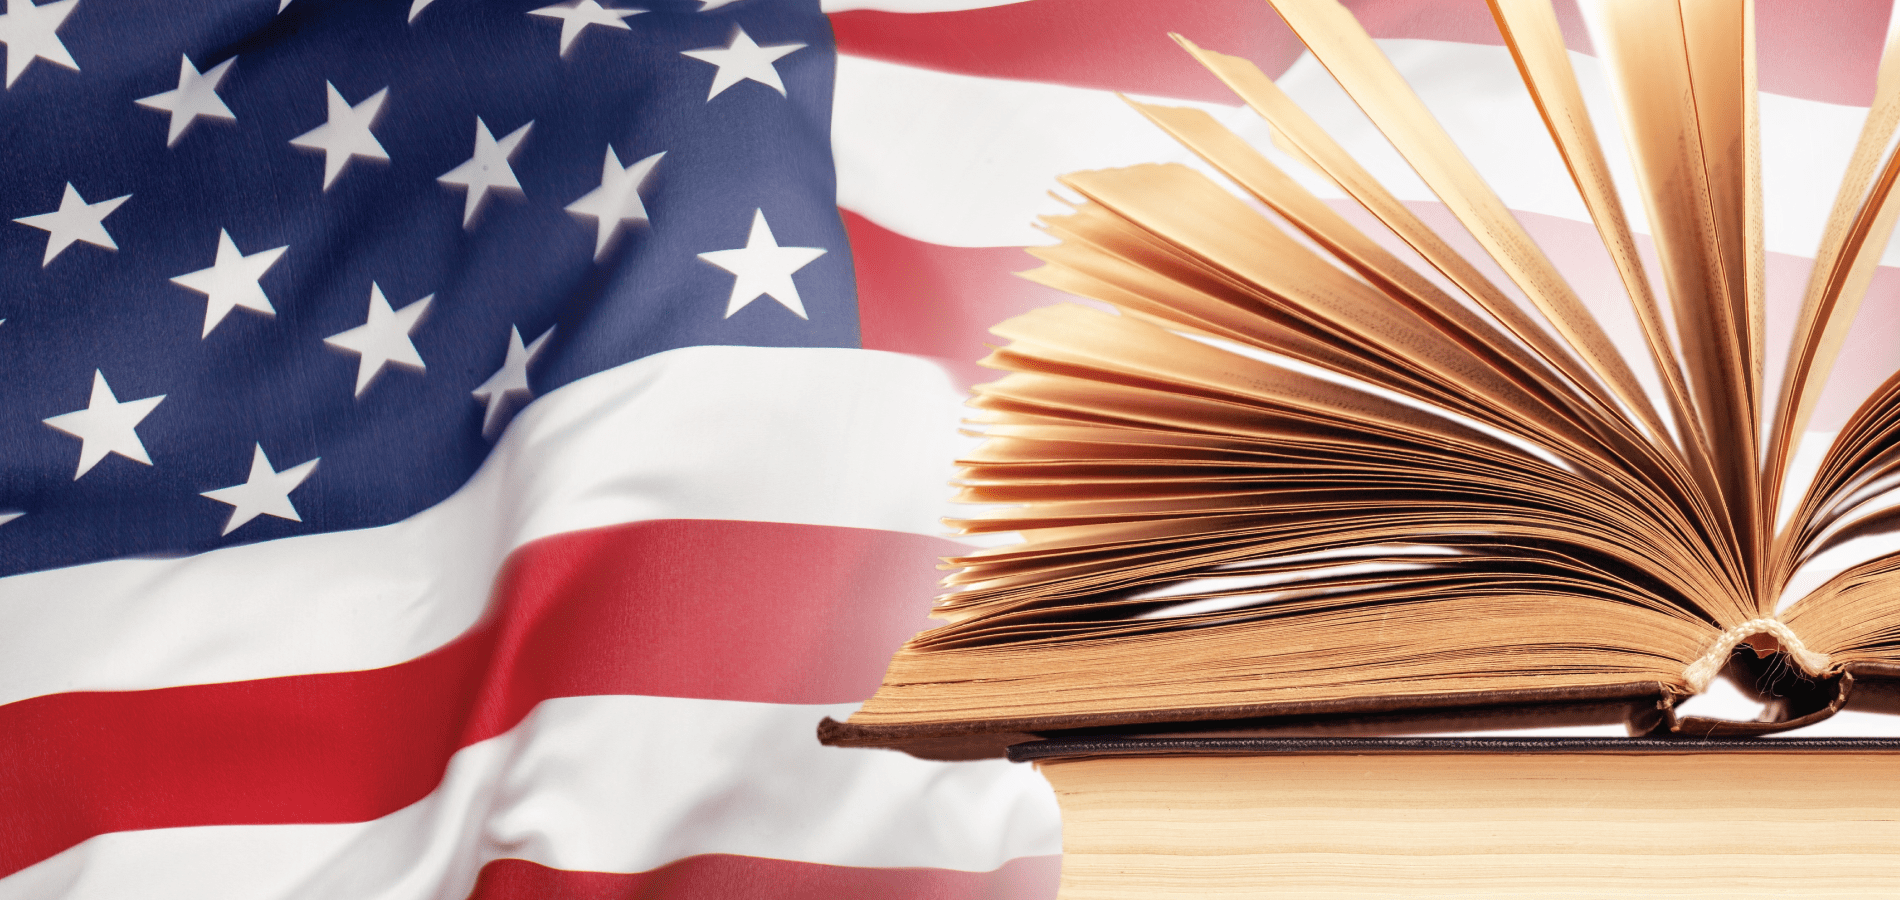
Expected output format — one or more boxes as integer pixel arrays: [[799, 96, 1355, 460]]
[[1681, 618, 1831, 693]]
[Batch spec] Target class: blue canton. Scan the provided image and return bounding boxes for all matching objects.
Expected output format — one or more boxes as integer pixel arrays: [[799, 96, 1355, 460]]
[[0, 0, 855, 576]]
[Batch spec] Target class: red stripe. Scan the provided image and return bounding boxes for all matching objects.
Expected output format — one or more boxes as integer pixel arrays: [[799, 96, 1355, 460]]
[[831, 0, 1308, 103], [465, 516, 943, 734], [466, 854, 1062, 900], [845, 210, 1081, 386], [830, 0, 1882, 107], [0, 519, 951, 878], [1757, 0, 1890, 107]]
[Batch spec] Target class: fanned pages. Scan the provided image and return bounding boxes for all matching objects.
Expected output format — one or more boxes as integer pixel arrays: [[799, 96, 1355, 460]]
[[821, 0, 1900, 759]]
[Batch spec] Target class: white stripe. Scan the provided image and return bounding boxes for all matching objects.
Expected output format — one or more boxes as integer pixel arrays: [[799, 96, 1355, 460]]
[[821, 0, 1030, 11], [0, 695, 1065, 899], [0, 345, 967, 707], [834, 41, 1877, 263], [832, 53, 1262, 249]]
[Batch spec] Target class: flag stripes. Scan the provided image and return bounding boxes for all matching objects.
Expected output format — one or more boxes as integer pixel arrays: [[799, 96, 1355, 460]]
[[832, 0, 1886, 106], [464, 856, 1063, 900], [833, 41, 1881, 258], [0, 519, 960, 879], [0, 346, 966, 707], [1, 696, 1058, 898]]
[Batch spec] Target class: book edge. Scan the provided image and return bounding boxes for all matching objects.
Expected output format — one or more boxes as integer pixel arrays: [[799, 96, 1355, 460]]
[[818, 681, 1670, 759], [1006, 734, 1900, 762]]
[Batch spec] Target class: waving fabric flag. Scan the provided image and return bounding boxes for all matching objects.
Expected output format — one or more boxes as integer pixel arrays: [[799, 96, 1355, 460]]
[[0, 0, 1895, 897], [0, 0, 1054, 896]]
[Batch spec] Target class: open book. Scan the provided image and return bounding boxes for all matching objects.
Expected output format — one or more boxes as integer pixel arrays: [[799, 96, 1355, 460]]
[[823, 0, 1900, 758]]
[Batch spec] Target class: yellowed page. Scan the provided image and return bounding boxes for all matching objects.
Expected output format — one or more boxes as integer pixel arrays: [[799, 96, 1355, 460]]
[[1483, 0, 1716, 519], [1773, 353, 1900, 600], [1768, 23, 1900, 537], [1583, 0, 1760, 582], [1253, 0, 1672, 449], [856, 592, 1703, 722], [1680, 0, 1758, 403], [1681, 0, 1767, 592], [1124, 102, 1587, 435], [1120, 93, 1728, 576], [1741, 0, 1766, 431], [1170, 40, 1610, 421], [1055, 165, 1588, 448], [1166, 37, 1736, 575], [937, 291, 1747, 623], [1021, 240, 1486, 413], [983, 304, 1552, 467]]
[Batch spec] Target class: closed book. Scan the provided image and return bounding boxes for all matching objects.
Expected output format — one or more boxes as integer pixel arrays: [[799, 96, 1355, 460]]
[[1015, 736, 1900, 898]]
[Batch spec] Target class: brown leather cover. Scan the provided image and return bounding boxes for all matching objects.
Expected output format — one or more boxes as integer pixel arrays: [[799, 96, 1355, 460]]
[[1005, 734, 1900, 763], [817, 681, 1669, 760], [819, 653, 1900, 759]]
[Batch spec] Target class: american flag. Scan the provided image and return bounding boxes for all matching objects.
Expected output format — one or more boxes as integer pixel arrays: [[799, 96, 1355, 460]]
[[0, 0, 1894, 896]]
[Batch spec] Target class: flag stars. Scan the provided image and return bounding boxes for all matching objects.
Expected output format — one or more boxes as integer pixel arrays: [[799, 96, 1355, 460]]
[[472, 325, 553, 438], [438, 118, 532, 228], [290, 82, 390, 190], [136, 55, 237, 147], [201, 444, 318, 535], [14, 182, 130, 267], [681, 25, 804, 100], [324, 283, 430, 396], [698, 209, 825, 319], [529, 0, 642, 56], [170, 230, 288, 337], [0, 0, 78, 89], [565, 146, 662, 261], [43, 370, 165, 480]]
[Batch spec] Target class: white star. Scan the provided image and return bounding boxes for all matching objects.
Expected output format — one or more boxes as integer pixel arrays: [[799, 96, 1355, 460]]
[[696, 0, 743, 9], [472, 324, 553, 437], [0, 0, 78, 89], [289, 82, 390, 190], [13, 182, 130, 267], [680, 25, 803, 100], [698, 208, 825, 319], [564, 146, 662, 261], [201, 444, 318, 536], [135, 55, 236, 147], [0, 512, 19, 527], [43, 370, 165, 480], [169, 229, 288, 337], [323, 283, 430, 396], [529, 0, 641, 56], [437, 117, 532, 228]]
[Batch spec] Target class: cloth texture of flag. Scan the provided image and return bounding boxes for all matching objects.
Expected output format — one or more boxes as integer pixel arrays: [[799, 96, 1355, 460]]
[[0, 0, 1895, 896]]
